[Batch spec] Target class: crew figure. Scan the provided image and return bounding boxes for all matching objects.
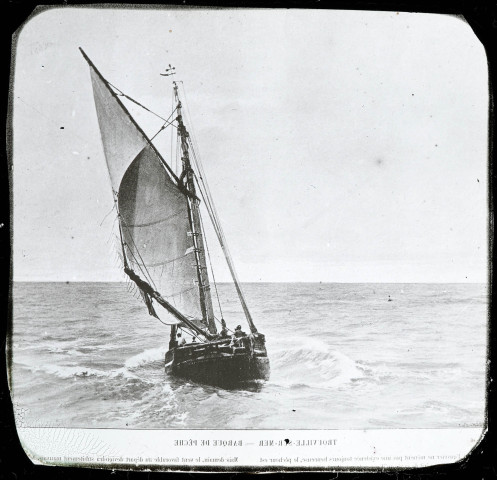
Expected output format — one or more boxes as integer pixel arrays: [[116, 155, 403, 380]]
[[169, 332, 180, 349], [220, 318, 229, 338], [230, 325, 247, 347]]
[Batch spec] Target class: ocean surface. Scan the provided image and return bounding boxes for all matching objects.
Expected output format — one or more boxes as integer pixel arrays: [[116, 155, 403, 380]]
[[10, 282, 487, 430]]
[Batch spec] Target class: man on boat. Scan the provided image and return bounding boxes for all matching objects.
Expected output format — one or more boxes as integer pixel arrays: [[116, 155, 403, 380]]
[[176, 331, 187, 347], [234, 325, 246, 338], [169, 333, 179, 349], [230, 325, 247, 347], [220, 318, 229, 338]]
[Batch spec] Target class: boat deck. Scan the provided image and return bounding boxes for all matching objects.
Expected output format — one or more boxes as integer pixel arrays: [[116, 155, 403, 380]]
[[165, 334, 270, 385]]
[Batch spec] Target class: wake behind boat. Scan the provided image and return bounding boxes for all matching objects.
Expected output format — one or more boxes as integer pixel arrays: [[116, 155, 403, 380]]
[[81, 48, 269, 386]]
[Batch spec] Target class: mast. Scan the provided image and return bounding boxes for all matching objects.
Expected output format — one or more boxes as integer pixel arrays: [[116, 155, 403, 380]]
[[174, 83, 217, 335], [172, 83, 259, 335]]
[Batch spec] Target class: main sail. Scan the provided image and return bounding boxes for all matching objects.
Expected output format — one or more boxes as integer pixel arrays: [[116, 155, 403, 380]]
[[84, 51, 203, 323]]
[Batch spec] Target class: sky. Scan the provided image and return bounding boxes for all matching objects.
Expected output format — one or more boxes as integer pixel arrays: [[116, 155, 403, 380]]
[[12, 8, 489, 282]]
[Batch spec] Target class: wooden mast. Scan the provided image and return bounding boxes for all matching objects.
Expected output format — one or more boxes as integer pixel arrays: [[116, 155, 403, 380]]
[[174, 82, 217, 335]]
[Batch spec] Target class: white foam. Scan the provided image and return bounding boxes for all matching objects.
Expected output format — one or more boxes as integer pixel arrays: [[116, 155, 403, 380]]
[[47, 347, 65, 354], [271, 340, 366, 387], [42, 364, 107, 378], [25, 362, 142, 381], [125, 346, 166, 369]]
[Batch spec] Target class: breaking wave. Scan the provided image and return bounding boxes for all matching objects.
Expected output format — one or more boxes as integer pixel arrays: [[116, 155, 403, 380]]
[[22, 346, 166, 381], [270, 338, 367, 388], [125, 346, 166, 369]]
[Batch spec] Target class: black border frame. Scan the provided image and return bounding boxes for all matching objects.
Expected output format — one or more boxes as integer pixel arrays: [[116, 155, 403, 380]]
[[2, 1, 496, 478]]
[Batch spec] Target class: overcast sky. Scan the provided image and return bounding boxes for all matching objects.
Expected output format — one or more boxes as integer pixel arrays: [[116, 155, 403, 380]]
[[12, 8, 488, 282]]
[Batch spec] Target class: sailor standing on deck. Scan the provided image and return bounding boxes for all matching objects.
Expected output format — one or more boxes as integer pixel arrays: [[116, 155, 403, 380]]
[[220, 318, 229, 338], [230, 325, 247, 347]]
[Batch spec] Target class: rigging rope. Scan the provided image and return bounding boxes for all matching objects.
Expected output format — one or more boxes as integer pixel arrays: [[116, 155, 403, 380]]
[[153, 106, 178, 138], [197, 202, 224, 321], [119, 215, 158, 291], [100, 202, 117, 227], [108, 81, 172, 123], [117, 212, 128, 269], [175, 123, 180, 175], [171, 92, 175, 174], [186, 136, 257, 332], [189, 147, 232, 270], [106, 80, 182, 187], [149, 117, 177, 143]]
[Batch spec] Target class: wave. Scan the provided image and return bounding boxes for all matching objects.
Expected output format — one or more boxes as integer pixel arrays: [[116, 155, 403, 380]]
[[47, 347, 66, 354], [125, 346, 166, 369], [46, 347, 88, 356], [24, 361, 146, 381], [36, 364, 111, 379], [352, 358, 472, 385], [270, 338, 367, 388], [395, 361, 460, 369], [291, 292, 316, 298], [419, 400, 477, 419], [261, 308, 291, 314], [17, 344, 167, 388], [45, 344, 120, 357]]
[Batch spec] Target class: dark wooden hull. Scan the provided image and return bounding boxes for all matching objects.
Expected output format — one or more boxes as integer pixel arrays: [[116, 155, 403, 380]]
[[165, 334, 270, 387]]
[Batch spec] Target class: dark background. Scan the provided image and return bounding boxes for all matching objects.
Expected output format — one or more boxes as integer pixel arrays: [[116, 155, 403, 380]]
[[1, 0, 496, 479]]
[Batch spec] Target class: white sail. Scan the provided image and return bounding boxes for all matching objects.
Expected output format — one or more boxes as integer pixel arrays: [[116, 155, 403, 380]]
[[87, 59, 202, 321]]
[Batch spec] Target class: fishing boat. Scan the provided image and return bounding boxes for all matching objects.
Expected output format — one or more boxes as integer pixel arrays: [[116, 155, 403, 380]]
[[80, 48, 269, 386]]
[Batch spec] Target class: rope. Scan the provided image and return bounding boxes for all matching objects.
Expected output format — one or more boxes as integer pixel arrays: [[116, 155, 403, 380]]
[[171, 92, 174, 173], [108, 81, 172, 123], [106, 80, 182, 188], [154, 315, 179, 328], [198, 202, 224, 320], [149, 118, 177, 143], [99, 202, 117, 227], [111, 193, 156, 294], [178, 326, 198, 340], [117, 215, 129, 270], [188, 140, 223, 236], [187, 137, 256, 331], [123, 243, 154, 287], [212, 315, 234, 334], [119, 215, 157, 290], [151, 106, 179, 142]]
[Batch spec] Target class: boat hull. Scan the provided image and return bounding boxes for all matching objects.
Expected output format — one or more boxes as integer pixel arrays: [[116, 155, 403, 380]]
[[165, 335, 270, 387]]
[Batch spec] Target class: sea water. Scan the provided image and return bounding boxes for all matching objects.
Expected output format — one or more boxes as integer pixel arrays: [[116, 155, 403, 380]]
[[9, 282, 487, 430]]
